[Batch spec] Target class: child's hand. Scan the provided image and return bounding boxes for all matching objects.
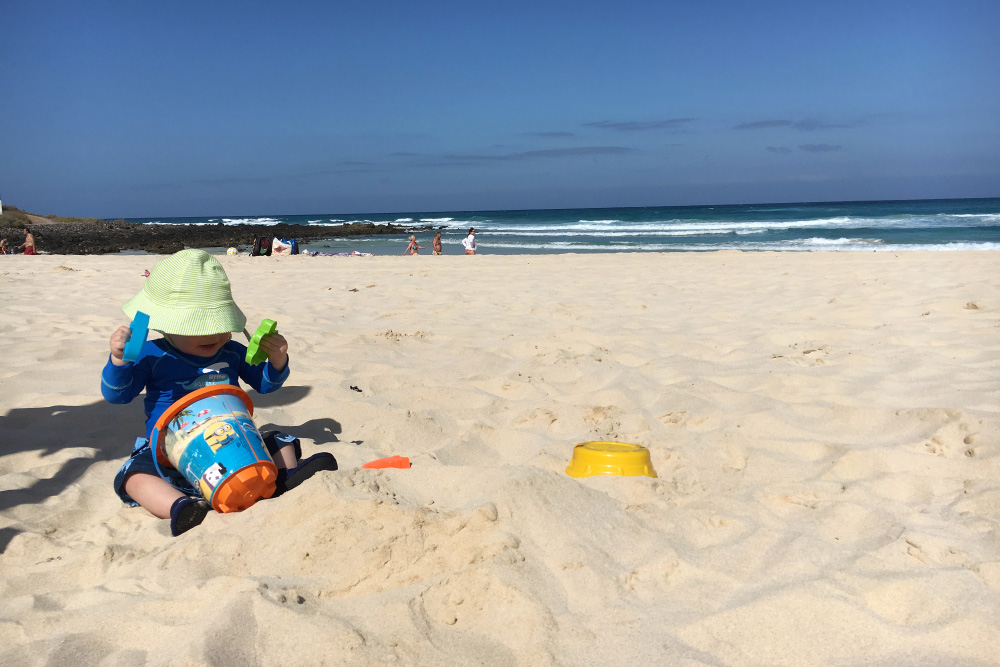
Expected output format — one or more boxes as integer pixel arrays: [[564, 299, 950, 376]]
[[258, 332, 289, 372], [109, 325, 131, 366]]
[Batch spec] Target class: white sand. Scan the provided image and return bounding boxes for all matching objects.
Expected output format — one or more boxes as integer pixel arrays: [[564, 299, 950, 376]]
[[1, 251, 998, 666]]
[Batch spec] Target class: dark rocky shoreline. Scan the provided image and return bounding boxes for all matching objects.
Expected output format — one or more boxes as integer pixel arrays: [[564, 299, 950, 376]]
[[0, 219, 426, 255]]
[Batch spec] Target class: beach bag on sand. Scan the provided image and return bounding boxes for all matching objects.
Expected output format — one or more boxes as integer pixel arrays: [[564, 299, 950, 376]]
[[290, 238, 299, 255], [272, 238, 291, 255], [251, 236, 272, 256]]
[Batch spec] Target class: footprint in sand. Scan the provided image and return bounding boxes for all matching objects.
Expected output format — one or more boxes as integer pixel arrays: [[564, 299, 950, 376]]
[[962, 433, 978, 458], [583, 405, 612, 424], [924, 436, 948, 456], [622, 554, 682, 598], [759, 488, 825, 513], [900, 536, 969, 568], [772, 342, 831, 366], [658, 411, 710, 429], [417, 563, 550, 639], [862, 577, 962, 625], [515, 408, 558, 427], [658, 411, 686, 425], [258, 582, 307, 606], [583, 405, 623, 440], [912, 416, 983, 459]]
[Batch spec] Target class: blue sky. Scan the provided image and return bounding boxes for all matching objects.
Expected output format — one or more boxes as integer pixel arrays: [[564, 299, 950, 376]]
[[1, 0, 998, 218]]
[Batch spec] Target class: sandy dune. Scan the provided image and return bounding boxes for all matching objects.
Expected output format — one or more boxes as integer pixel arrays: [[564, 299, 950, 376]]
[[1, 251, 998, 666]]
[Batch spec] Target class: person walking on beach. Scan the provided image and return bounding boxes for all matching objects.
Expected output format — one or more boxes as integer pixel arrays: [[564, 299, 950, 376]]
[[432, 232, 443, 255], [102, 249, 336, 536], [18, 228, 36, 255], [462, 228, 476, 255], [402, 235, 425, 255]]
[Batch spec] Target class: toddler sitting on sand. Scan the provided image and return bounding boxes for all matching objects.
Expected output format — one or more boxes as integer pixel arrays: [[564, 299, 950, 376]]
[[101, 249, 336, 536]]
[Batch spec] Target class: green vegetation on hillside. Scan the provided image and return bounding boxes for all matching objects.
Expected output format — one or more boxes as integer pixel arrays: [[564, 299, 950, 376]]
[[0, 205, 31, 227], [44, 215, 107, 223], [0, 204, 105, 226]]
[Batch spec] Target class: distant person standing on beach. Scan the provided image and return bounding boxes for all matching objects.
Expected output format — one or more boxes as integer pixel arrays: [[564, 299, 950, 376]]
[[462, 228, 476, 255], [18, 228, 36, 255], [402, 235, 425, 255], [0, 238, 9, 255], [432, 232, 442, 255]]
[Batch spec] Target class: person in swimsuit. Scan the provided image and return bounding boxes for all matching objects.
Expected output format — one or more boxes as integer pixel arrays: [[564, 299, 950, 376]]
[[432, 232, 442, 255], [402, 235, 425, 255], [18, 228, 36, 255]]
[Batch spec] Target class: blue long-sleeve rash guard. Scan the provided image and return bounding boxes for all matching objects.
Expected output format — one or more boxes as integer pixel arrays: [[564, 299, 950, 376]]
[[101, 337, 289, 439]]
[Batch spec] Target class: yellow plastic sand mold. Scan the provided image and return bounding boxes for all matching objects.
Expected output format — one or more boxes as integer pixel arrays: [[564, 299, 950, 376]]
[[565, 441, 657, 478]]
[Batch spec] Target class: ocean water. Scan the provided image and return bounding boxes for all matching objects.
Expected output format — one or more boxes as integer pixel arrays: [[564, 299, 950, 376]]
[[127, 198, 1000, 255]]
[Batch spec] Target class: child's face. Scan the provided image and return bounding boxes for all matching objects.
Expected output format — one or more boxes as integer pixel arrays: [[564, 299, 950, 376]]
[[167, 332, 232, 358]]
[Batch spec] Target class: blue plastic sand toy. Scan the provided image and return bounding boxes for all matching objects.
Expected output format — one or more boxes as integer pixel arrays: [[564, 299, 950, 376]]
[[122, 311, 150, 363]]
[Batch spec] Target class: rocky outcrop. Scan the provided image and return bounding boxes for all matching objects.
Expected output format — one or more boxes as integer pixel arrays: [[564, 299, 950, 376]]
[[0, 219, 425, 255]]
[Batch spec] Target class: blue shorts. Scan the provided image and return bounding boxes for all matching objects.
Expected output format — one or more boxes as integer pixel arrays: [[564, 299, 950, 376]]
[[113, 430, 302, 505]]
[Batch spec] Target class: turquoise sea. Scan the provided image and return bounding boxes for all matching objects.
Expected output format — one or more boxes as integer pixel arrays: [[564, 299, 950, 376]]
[[127, 198, 1000, 255]]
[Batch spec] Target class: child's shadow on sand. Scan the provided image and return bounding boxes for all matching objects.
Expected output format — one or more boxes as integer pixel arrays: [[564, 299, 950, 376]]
[[0, 386, 340, 548], [252, 386, 345, 447]]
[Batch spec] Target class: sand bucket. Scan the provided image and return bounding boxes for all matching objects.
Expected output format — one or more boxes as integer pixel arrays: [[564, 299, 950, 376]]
[[565, 441, 657, 478], [150, 385, 278, 513]]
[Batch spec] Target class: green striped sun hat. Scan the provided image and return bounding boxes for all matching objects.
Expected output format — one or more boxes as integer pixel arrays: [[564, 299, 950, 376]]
[[122, 249, 247, 335]]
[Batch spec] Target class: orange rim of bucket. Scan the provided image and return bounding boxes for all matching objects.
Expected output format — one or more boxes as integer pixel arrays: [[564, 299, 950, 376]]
[[151, 385, 255, 466]]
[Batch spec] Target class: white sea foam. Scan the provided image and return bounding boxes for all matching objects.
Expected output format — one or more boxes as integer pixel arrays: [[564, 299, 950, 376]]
[[941, 213, 1000, 222], [483, 238, 1000, 253], [476, 213, 999, 237], [419, 218, 479, 228], [219, 217, 283, 226], [487, 228, 735, 238], [169, 218, 281, 226], [481, 217, 861, 235], [793, 237, 884, 246]]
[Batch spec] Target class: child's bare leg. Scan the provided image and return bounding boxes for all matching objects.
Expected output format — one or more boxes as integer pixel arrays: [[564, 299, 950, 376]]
[[123, 472, 185, 519], [273, 445, 297, 469]]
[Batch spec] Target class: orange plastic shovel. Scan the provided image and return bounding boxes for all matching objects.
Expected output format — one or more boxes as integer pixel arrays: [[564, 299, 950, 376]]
[[361, 455, 411, 469]]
